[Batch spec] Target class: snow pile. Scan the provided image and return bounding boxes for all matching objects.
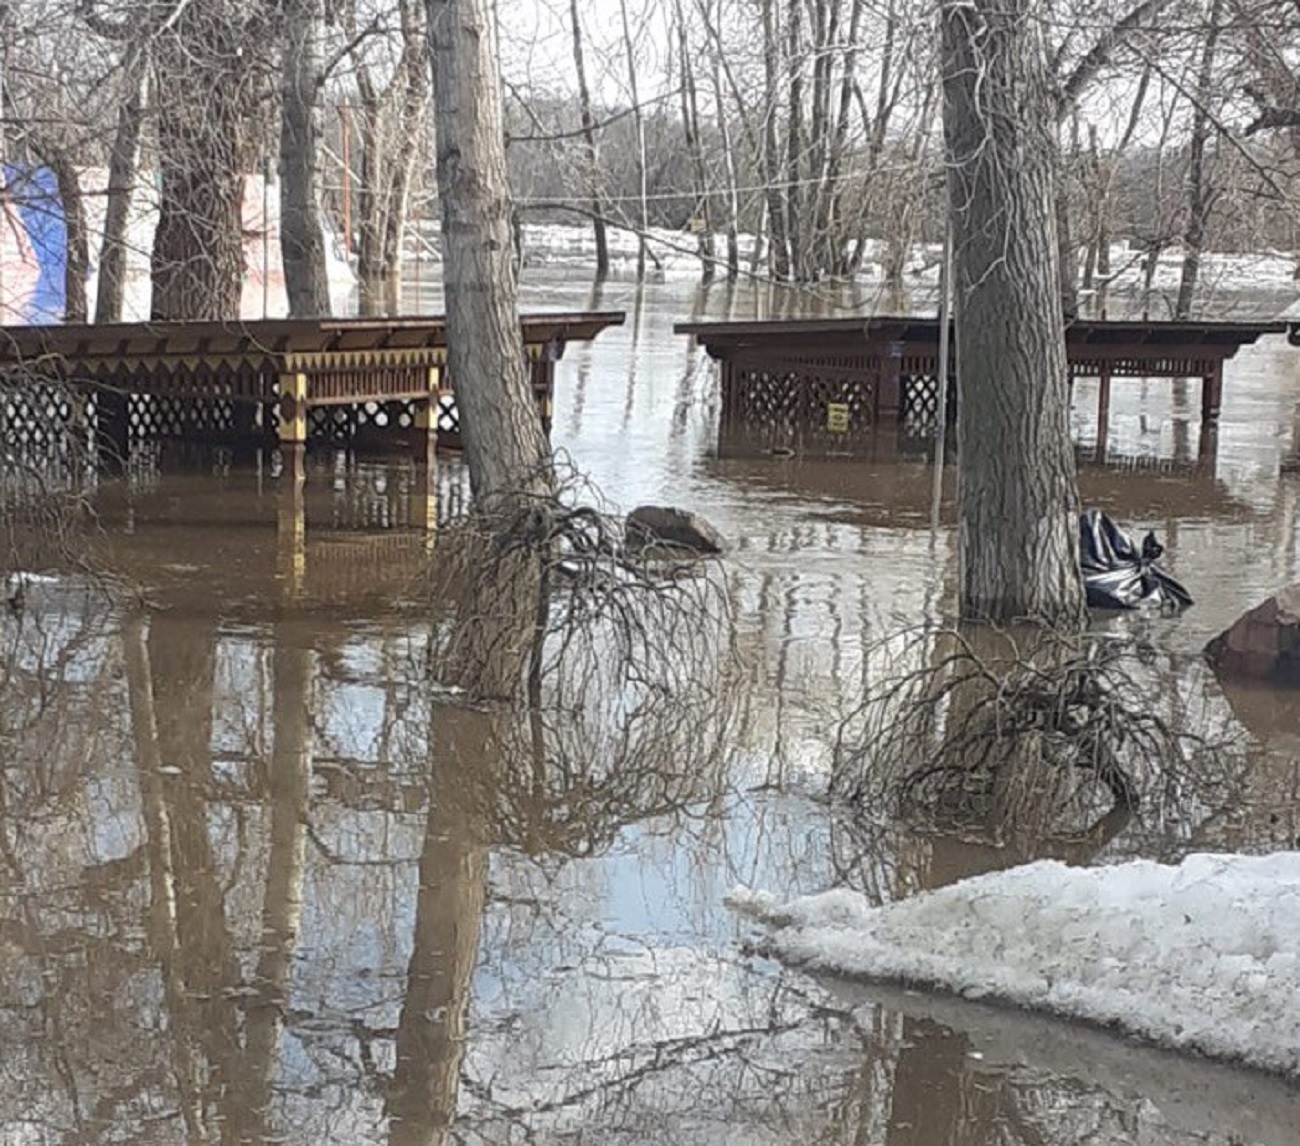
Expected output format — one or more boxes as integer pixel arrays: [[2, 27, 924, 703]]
[[729, 851, 1300, 1078]]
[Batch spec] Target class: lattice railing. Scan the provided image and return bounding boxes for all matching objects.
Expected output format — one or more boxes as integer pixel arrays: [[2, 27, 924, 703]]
[[899, 372, 957, 436], [731, 364, 878, 444], [1, 380, 92, 454], [127, 393, 238, 441], [307, 400, 421, 443]]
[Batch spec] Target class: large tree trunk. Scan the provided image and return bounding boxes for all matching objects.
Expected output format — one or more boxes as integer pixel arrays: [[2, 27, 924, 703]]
[[429, 0, 556, 703], [96, 41, 149, 323], [150, 4, 248, 321], [942, 0, 1085, 626], [427, 0, 552, 501], [280, 0, 331, 317]]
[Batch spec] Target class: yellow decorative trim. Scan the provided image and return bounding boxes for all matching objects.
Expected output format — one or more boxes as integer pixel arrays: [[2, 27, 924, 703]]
[[285, 347, 447, 372]]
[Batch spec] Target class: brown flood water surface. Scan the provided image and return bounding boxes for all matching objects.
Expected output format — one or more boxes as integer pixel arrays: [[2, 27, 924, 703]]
[[2, 277, 1299, 1142]]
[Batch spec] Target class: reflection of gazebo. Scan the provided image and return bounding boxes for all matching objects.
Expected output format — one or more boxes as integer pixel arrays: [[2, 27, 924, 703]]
[[81, 457, 465, 618], [677, 315, 1293, 459], [0, 312, 624, 458], [705, 440, 1251, 529]]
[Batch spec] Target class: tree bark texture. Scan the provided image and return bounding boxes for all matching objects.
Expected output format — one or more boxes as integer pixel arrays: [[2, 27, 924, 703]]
[[1175, 0, 1223, 320], [150, 2, 249, 320], [356, 0, 427, 316], [96, 41, 149, 323], [942, 0, 1085, 627], [676, 0, 714, 281], [569, 0, 609, 279], [428, 0, 553, 500], [43, 148, 89, 322], [280, 0, 331, 317]]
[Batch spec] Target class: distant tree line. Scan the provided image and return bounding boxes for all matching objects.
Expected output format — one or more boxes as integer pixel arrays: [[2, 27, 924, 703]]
[[3, 0, 1300, 318]]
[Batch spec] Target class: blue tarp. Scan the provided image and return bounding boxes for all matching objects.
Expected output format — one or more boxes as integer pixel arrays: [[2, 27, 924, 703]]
[[3, 164, 67, 322]]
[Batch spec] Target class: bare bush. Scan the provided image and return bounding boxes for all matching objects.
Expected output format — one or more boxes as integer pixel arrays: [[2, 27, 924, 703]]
[[422, 462, 740, 854], [830, 625, 1250, 887]]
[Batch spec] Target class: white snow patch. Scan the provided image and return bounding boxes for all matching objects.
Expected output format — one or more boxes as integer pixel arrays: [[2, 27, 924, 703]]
[[728, 851, 1300, 1079]]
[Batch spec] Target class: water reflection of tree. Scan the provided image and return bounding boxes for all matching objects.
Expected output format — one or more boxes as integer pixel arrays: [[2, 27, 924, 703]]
[[382, 501, 738, 1137]]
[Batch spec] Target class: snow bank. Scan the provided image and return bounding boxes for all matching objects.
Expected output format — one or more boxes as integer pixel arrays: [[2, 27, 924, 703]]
[[729, 851, 1300, 1079]]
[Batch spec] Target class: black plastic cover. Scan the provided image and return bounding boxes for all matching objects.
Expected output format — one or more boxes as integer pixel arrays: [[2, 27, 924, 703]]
[[1079, 509, 1194, 611]]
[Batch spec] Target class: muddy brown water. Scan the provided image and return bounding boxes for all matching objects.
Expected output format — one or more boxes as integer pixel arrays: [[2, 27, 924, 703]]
[[3, 275, 1300, 1142]]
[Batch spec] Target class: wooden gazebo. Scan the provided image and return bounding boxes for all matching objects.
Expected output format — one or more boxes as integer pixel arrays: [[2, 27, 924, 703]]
[[676, 315, 1295, 456], [0, 312, 624, 457]]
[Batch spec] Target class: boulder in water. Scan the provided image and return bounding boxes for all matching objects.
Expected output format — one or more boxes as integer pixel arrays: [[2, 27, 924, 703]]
[[625, 506, 725, 555]]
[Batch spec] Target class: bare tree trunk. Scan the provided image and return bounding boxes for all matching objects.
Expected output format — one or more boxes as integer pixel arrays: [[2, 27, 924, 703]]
[[384, 3, 430, 314], [97, 41, 148, 323], [354, 3, 427, 316], [942, 0, 1085, 626], [695, 0, 759, 279], [356, 94, 388, 315], [826, 0, 867, 277], [761, 0, 790, 279], [1095, 64, 1150, 317], [428, 0, 553, 501], [280, 0, 331, 316], [568, 0, 609, 279], [151, 4, 249, 320], [1056, 114, 1081, 318], [675, 0, 714, 281], [709, 43, 740, 278], [618, 0, 650, 279], [1175, 0, 1223, 320], [39, 148, 89, 322], [784, 0, 806, 279]]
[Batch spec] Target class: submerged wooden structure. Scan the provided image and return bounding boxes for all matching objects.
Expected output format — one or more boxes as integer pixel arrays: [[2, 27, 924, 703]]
[[0, 313, 624, 458], [676, 315, 1296, 456]]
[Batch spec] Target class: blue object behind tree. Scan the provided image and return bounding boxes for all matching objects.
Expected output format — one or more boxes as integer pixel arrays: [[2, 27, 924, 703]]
[[3, 165, 67, 322]]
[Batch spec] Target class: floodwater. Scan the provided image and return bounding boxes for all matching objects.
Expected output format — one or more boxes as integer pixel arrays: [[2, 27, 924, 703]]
[[3, 273, 1300, 1143]]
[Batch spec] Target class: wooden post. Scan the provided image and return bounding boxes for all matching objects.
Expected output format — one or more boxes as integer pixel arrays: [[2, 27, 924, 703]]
[[718, 358, 735, 435], [1198, 419, 1218, 473], [1096, 363, 1112, 456], [412, 451, 438, 535], [276, 444, 307, 600], [413, 365, 440, 465], [1200, 361, 1224, 426], [529, 340, 562, 436], [877, 341, 903, 423], [278, 370, 309, 445]]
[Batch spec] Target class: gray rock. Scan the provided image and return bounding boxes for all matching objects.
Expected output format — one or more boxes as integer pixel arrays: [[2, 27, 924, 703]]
[[1205, 584, 1300, 684], [625, 505, 725, 555]]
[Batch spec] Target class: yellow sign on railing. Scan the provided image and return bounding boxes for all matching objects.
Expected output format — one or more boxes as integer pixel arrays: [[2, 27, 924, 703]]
[[826, 402, 850, 432]]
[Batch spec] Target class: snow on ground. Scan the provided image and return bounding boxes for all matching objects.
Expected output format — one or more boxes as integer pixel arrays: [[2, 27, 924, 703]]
[[728, 851, 1300, 1079]]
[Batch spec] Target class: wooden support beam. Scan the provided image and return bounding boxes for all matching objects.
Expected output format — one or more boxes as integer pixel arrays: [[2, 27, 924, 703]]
[[276, 445, 307, 601], [413, 366, 440, 464], [1201, 361, 1224, 425], [1096, 364, 1112, 456], [277, 371, 309, 445]]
